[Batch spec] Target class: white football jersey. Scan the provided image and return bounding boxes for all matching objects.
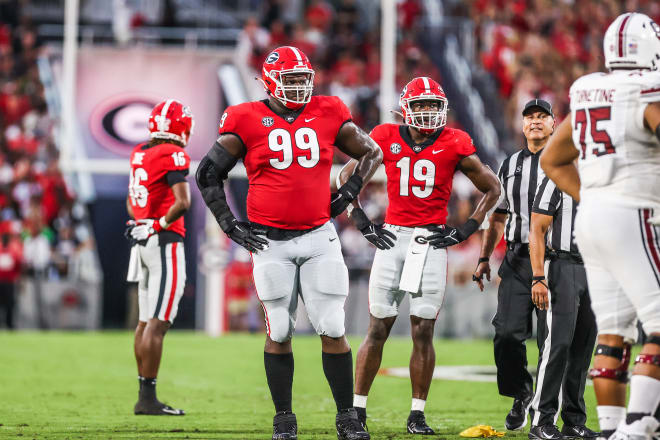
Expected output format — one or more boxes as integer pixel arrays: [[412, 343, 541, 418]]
[[569, 69, 660, 207]]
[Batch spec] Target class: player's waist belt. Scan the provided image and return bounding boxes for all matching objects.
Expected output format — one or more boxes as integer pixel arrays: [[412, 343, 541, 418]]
[[547, 250, 583, 264], [250, 222, 323, 241], [506, 242, 529, 257], [385, 223, 443, 232]]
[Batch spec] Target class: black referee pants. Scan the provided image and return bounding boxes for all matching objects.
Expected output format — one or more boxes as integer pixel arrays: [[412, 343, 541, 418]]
[[529, 257, 597, 427], [492, 249, 536, 399]]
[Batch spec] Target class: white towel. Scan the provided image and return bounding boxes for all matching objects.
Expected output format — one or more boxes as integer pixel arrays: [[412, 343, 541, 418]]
[[399, 228, 433, 293], [126, 245, 142, 282]]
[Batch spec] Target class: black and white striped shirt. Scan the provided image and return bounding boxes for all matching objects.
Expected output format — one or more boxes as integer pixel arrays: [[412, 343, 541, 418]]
[[532, 176, 579, 253], [494, 147, 544, 244]]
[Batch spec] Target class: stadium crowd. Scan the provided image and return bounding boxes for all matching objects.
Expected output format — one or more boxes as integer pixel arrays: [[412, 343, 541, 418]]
[[465, 0, 660, 143], [0, 5, 94, 328]]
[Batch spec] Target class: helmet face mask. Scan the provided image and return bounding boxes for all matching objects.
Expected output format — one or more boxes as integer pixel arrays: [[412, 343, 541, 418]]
[[262, 46, 315, 110], [148, 99, 194, 146], [399, 77, 448, 134], [603, 12, 660, 71]]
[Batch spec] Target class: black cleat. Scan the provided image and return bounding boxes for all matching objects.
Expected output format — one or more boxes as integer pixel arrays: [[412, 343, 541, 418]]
[[134, 399, 185, 415], [506, 395, 532, 430], [529, 424, 564, 440], [561, 425, 600, 439], [272, 411, 297, 440], [336, 408, 370, 440], [355, 407, 368, 431], [407, 410, 436, 435]]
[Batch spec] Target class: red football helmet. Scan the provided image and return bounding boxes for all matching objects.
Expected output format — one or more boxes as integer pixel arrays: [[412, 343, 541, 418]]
[[148, 99, 194, 146], [261, 46, 315, 109], [399, 77, 448, 134]]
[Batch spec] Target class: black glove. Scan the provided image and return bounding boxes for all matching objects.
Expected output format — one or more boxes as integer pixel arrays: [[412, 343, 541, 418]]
[[351, 207, 396, 250], [124, 222, 138, 247], [330, 174, 363, 217], [219, 217, 269, 253], [427, 218, 479, 249]]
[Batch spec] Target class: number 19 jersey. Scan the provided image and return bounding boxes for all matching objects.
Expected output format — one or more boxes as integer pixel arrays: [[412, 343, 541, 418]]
[[569, 69, 660, 207], [218, 96, 352, 229], [371, 124, 476, 227]]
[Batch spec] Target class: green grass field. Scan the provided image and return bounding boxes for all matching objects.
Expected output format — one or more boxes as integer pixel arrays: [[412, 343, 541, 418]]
[[0, 332, 600, 440]]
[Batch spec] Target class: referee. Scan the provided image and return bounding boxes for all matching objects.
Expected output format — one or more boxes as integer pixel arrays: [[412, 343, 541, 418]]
[[527, 175, 598, 440], [473, 99, 554, 431]]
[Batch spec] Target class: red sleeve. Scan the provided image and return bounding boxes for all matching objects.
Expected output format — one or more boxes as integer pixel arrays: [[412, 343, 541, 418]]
[[368, 124, 388, 150], [456, 130, 476, 158], [218, 105, 245, 142], [159, 144, 190, 172]]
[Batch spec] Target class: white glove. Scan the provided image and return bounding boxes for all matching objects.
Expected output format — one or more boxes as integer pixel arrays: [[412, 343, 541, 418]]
[[128, 217, 169, 241], [648, 213, 660, 226]]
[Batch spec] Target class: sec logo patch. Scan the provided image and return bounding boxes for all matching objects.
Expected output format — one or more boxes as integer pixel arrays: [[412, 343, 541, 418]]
[[262, 117, 274, 127], [390, 143, 401, 154]]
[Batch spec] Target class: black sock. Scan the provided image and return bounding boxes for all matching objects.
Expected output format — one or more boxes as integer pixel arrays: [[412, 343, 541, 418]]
[[264, 352, 294, 413], [322, 351, 353, 412], [626, 412, 648, 424], [138, 376, 157, 402]]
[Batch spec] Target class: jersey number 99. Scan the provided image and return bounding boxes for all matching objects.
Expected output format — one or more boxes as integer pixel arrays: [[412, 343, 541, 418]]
[[268, 128, 320, 169]]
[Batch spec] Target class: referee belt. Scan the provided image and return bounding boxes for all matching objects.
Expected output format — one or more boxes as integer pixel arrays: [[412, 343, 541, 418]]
[[250, 222, 323, 241], [547, 250, 583, 264], [506, 242, 529, 257]]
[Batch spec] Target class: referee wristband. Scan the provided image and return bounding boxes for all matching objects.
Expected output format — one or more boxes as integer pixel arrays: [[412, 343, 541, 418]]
[[478, 257, 489, 264], [532, 275, 547, 288], [532, 275, 545, 281]]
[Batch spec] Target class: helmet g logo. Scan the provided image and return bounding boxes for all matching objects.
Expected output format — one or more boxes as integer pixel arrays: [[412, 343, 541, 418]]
[[414, 236, 428, 244], [266, 52, 280, 64], [154, 115, 170, 132]]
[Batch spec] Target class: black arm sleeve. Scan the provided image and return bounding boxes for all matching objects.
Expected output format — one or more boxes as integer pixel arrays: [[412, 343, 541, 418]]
[[195, 142, 239, 232], [166, 170, 188, 186]]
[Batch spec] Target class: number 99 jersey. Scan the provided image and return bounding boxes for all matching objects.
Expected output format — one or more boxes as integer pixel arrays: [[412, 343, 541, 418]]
[[218, 96, 352, 229], [569, 69, 660, 207], [371, 123, 476, 227], [128, 142, 190, 237]]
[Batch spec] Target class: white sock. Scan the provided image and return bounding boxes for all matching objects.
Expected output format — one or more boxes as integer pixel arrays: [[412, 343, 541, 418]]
[[353, 394, 368, 408], [411, 398, 426, 412], [627, 375, 660, 416], [597, 405, 626, 432]]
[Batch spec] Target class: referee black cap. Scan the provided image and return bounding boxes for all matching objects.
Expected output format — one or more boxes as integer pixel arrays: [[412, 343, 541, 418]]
[[522, 99, 554, 118]]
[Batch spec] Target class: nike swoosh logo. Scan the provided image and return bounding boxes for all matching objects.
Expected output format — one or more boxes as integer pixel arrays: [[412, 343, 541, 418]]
[[432, 149, 445, 154], [411, 251, 422, 254], [305, 117, 316, 122], [329, 237, 337, 242]]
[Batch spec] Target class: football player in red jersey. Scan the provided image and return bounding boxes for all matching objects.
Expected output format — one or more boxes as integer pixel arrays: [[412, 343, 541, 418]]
[[338, 77, 501, 435], [196, 46, 380, 440], [125, 99, 192, 416]]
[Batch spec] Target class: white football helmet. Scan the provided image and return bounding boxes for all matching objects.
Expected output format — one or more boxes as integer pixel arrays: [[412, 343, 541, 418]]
[[604, 12, 660, 70]]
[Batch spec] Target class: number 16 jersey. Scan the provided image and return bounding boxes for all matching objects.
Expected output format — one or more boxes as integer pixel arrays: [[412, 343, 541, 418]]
[[569, 69, 660, 207], [218, 96, 352, 230]]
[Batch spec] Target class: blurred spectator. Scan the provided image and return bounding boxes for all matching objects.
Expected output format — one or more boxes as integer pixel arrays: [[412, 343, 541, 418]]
[[223, 247, 256, 332], [0, 220, 21, 328]]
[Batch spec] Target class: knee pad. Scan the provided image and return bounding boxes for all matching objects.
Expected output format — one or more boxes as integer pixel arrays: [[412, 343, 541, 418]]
[[315, 303, 345, 338], [261, 301, 295, 343], [409, 303, 439, 320], [635, 354, 660, 367], [589, 343, 632, 383], [369, 303, 398, 319]]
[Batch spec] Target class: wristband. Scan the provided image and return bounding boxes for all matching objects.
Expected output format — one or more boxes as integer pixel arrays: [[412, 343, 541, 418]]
[[158, 216, 171, 230], [478, 257, 489, 264], [532, 275, 545, 281]]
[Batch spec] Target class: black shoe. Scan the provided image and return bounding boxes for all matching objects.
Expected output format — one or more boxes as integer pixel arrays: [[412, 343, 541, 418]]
[[134, 399, 185, 415], [506, 395, 532, 430], [336, 408, 370, 440], [561, 425, 600, 439], [355, 407, 368, 432], [529, 425, 564, 440], [273, 411, 297, 440], [407, 410, 436, 435]]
